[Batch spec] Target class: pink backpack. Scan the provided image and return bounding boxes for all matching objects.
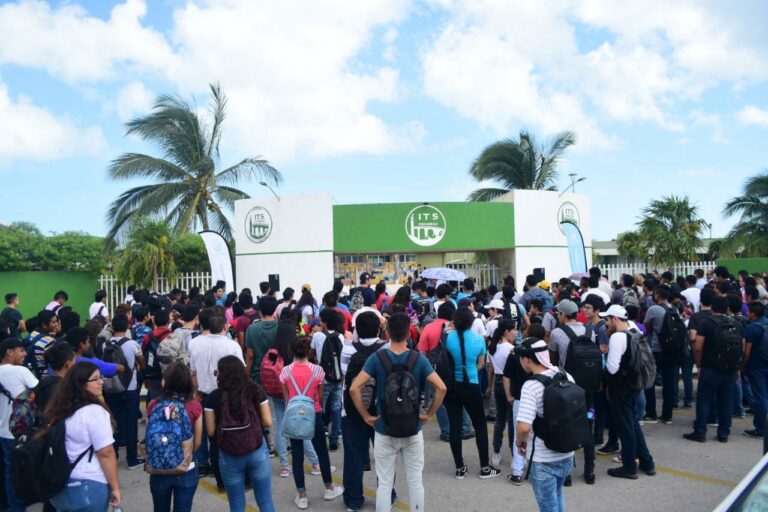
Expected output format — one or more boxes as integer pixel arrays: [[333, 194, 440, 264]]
[[260, 349, 285, 398]]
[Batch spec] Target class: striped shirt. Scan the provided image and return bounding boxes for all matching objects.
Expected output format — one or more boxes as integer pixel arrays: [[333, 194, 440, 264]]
[[517, 367, 575, 463]]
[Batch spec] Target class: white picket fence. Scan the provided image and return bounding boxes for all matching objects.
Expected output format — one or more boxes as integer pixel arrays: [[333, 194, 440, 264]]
[[600, 261, 717, 281], [98, 272, 212, 313]]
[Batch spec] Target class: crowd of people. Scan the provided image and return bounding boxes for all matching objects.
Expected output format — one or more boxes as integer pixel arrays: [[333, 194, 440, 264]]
[[0, 263, 764, 512]]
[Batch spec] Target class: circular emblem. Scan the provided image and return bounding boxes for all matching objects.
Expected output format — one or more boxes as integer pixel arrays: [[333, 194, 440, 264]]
[[557, 202, 580, 234], [245, 206, 273, 243], [405, 205, 447, 247]]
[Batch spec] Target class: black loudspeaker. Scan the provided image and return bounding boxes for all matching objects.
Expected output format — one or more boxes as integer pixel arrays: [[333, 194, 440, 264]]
[[533, 268, 546, 282], [268, 274, 280, 293]]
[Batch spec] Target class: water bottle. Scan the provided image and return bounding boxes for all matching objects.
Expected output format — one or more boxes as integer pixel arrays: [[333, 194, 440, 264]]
[[586, 408, 595, 421]]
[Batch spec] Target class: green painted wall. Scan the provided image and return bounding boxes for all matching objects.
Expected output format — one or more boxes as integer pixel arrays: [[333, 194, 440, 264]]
[[0, 271, 99, 322], [716, 258, 768, 275], [333, 202, 514, 253]]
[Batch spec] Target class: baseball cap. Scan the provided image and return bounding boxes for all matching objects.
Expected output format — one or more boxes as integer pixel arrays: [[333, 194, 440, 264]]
[[556, 299, 578, 316], [458, 297, 474, 308], [538, 280, 551, 290], [359, 273, 372, 283], [599, 304, 628, 320], [0, 337, 24, 355], [487, 299, 505, 310]]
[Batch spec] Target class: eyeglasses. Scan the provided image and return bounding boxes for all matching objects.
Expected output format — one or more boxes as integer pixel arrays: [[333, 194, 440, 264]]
[[213, 370, 218, 377], [87, 377, 104, 383]]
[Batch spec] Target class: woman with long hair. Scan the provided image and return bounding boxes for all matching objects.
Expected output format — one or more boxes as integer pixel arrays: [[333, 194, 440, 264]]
[[204, 356, 275, 512], [296, 291, 317, 325], [45, 361, 121, 512], [488, 319, 517, 470], [444, 307, 501, 480], [146, 363, 203, 512], [374, 282, 389, 311]]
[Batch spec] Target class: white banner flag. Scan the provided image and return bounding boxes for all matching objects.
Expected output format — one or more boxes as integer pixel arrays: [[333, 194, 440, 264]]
[[199, 231, 235, 293]]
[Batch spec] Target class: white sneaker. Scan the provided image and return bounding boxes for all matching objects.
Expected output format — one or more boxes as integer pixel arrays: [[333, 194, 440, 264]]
[[295, 495, 309, 509], [311, 464, 337, 475], [324, 485, 344, 500], [491, 452, 502, 467]]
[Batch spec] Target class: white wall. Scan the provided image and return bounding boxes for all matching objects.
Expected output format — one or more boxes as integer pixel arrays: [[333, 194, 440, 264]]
[[234, 193, 335, 293]]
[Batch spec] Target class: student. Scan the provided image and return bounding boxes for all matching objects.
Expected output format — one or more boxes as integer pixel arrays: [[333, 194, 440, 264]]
[[147, 363, 203, 512], [310, 308, 344, 451], [348, 273, 376, 313], [35, 342, 76, 416], [89, 290, 109, 324], [350, 312, 446, 512], [744, 301, 768, 438], [245, 296, 279, 385], [30, 310, 62, 377], [443, 307, 501, 479], [1, 294, 25, 339], [45, 290, 69, 313], [644, 285, 680, 424], [280, 337, 343, 509], [205, 356, 275, 512], [66, 327, 124, 379], [488, 319, 517, 469]]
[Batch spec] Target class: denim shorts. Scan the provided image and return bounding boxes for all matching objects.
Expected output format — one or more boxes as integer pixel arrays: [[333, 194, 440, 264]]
[[50, 478, 109, 512]]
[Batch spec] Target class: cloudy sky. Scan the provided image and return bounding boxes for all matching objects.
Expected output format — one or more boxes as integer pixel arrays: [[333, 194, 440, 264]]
[[1, 0, 767, 241]]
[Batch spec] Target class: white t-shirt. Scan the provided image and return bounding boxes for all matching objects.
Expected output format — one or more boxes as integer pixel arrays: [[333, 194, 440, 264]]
[[311, 330, 342, 363], [489, 342, 513, 374], [681, 287, 701, 312], [0, 364, 39, 439], [110, 336, 142, 391], [67, 405, 115, 484], [485, 317, 499, 339], [581, 288, 611, 305], [189, 334, 244, 394], [89, 302, 108, 321], [517, 367, 575, 463], [471, 314, 486, 338]]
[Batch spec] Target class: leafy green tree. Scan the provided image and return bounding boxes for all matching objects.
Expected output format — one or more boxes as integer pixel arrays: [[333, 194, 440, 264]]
[[636, 195, 706, 266], [721, 172, 768, 257], [106, 83, 282, 249], [39, 232, 107, 273], [114, 218, 183, 290], [467, 130, 575, 201], [0, 222, 44, 271], [616, 231, 648, 263], [175, 232, 212, 273]]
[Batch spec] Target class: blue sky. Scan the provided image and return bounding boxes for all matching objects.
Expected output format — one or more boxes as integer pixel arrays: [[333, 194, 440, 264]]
[[1, 0, 768, 241]]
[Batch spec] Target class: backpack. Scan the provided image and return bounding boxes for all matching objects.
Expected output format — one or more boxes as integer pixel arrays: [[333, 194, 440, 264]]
[[621, 329, 657, 391], [432, 327, 456, 391], [658, 304, 686, 353], [143, 398, 193, 474], [319, 331, 343, 383], [530, 371, 592, 453], [92, 305, 107, 327], [343, 341, 385, 419], [621, 287, 640, 309], [156, 331, 189, 371], [377, 350, 421, 438], [217, 392, 264, 456], [561, 325, 602, 393], [283, 365, 320, 440], [349, 289, 365, 314], [102, 337, 132, 394], [11, 417, 93, 505], [502, 298, 522, 326], [0, 384, 40, 441], [260, 349, 285, 398], [711, 317, 744, 373], [23, 333, 49, 379], [141, 335, 163, 380]]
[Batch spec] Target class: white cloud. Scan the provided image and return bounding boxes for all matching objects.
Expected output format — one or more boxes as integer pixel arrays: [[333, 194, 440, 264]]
[[115, 81, 155, 121], [0, 82, 106, 162], [737, 105, 768, 128], [690, 110, 728, 144]]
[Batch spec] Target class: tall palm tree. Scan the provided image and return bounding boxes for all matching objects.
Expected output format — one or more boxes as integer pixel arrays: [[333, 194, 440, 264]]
[[105, 83, 282, 249], [721, 172, 768, 257], [637, 195, 706, 266], [115, 218, 183, 291], [616, 231, 647, 263], [467, 130, 576, 201]]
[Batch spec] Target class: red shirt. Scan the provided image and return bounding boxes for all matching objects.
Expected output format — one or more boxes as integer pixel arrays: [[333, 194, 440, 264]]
[[418, 318, 448, 354], [334, 307, 353, 332]]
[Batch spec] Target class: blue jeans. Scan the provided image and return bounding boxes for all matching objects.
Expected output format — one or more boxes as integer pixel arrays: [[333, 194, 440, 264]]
[[104, 388, 140, 463], [529, 458, 574, 512], [749, 367, 768, 434], [1, 437, 24, 512], [271, 398, 319, 468], [694, 368, 736, 438], [219, 443, 275, 512], [322, 381, 342, 445], [743, 373, 755, 408], [49, 478, 108, 512], [674, 351, 694, 406], [196, 395, 209, 467], [636, 390, 646, 422], [149, 467, 198, 512], [342, 416, 373, 510], [734, 376, 746, 416], [290, 413, 333, 492]]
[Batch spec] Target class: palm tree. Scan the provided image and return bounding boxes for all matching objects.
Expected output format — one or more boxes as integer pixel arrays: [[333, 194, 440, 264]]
[[114, 218, 182, 291], [721, 172, 768, 257], [105, 83, 282, 249], [467, 130, 575, 201], [616, 231, 647, 263], [636, 195, 706, 266]]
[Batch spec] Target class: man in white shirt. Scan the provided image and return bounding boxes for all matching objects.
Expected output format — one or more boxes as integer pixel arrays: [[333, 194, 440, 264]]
[[590, 267, 614, 299], [694, 268, 707, 289], [0, 337, 39, 510], [581, 276, 611, 305], [681, 276, 701, 312], [89, 289, 109, 323]]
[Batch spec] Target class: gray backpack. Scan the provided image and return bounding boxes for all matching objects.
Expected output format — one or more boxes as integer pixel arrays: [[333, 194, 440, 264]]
[[621, 329, 656, 391]]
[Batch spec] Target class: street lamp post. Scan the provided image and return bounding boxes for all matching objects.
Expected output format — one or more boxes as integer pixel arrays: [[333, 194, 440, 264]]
[[559, 173, 587, 197], [259, 181, 280, 201]]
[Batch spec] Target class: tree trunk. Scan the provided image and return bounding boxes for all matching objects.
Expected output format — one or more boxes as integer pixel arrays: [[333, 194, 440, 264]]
[[200, 209, 210, 231]]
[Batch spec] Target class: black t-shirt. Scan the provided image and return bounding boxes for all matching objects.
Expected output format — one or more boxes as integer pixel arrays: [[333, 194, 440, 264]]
[[0, 308, 22, 337], [34, 375, 62, 413], [502, 352, 528, 400], [688, 309, 712, 333], [696, 314, 745, 369]]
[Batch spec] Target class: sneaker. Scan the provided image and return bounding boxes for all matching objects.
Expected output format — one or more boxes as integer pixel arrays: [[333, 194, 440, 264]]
[[492, 452, 502, 467], [611, 455, 622, 464], [597, 444, 620, 455], [486, 414, 496, 422], [641, 465, 657, 476], [127, 458, 146, 470], [683, 432, 706, 443], [717, 436, 728, 443], [280, 466, 291, 478], [607, 467, 638, 480], [661, 419, 673, 425], [734, 413, 746, 419], [324, 486, 344, 501], [295, 495, 309, 509], [479, 466, 501, 479], [506, 473, 523, 486], [564, 475, 572, 487], [584, 473, 595, 485], [707, 422, 719, 427], [329, 442, 339, 452], [455, 465, 468, 479], [311, 464, 337, 475], [462, 431, 476, 440], [744, 429, 763, 439], [642, 417, 658, 424]]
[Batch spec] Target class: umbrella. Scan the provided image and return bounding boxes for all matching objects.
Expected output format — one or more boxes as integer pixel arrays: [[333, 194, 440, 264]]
[[420, 267, 467, 281], [569, 272, 589, 280]]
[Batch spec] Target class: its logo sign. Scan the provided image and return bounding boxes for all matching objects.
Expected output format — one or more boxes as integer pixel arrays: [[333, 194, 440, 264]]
[[405, 205, 446, 247], [245, 206, 273, 243]]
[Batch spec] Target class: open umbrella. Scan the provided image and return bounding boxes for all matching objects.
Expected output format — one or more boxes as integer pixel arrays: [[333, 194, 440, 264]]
[[420, 267, 467, 281]]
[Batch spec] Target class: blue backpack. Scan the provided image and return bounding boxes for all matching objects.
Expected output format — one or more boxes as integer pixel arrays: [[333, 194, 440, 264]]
[[143, 398, 193, 474], [283, 365, 319, 440]]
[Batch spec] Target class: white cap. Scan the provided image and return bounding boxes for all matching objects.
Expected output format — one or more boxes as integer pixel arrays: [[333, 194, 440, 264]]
[[599, 304, 628, 320], [487, 299, 505, 310]]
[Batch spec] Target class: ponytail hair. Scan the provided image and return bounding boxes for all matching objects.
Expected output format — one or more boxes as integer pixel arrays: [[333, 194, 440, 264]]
[[489, 318, 516, 355]]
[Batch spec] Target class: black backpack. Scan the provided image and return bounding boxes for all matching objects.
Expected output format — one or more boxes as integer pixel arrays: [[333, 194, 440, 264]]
[[343, 341, 386, 420], [377, 350, 421, 438], [141, 335, 163, 380], [658, 304, 686, 353], [11, 419, 93, 505], [621, 329, 657, 391], [530, 372, 592, 453], [320, 331, 343, 383], [712, 316, 743, 373], [502, 298, 522, 325], [561, 325, 602, 393]]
